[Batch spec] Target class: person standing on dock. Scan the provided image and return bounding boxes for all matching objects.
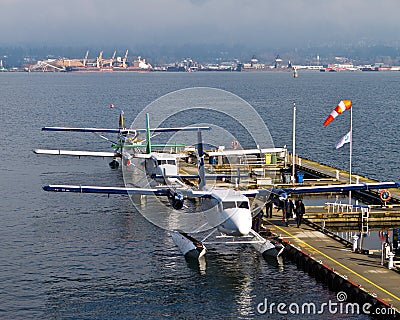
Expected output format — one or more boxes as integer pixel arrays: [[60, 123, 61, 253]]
[[295, 199, 305, 227], [285, 197, 294, 227], [252, 204, 263, 232], [278, 199, 286, 224], [265, 201, 273, 218]]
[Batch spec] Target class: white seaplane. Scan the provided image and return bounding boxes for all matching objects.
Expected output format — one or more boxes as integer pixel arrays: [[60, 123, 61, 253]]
[[35, 112, 400, 261]]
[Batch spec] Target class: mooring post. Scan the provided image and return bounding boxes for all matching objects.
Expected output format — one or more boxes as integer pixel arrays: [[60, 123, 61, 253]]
[[352, 235, 359, 252], [381, 242, 386, 265], [388, 252, 395, 269], [385, 243, 391, 259]]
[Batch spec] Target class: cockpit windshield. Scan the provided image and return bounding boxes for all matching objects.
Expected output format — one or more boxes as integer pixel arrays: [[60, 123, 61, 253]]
[[237, 201, 249, 209], [157, 159, 176, 166], [223, 201, 236, 209], [222, 201, 249, 209]]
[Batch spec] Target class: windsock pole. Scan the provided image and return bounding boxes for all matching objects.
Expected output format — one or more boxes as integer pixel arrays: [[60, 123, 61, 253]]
[[349, 106, 353, 204], [292, 102, 296, 184], [323, 99, 353, 204]]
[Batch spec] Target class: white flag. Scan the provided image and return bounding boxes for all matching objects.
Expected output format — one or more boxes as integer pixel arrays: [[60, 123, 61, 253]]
[[335, 131, 351, 149]]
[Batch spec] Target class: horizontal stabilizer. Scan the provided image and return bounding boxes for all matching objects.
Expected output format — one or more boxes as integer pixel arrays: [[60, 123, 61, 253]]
[[146, 126, 211, 133], [206, 147, 286, 157], [43, 184, 169, 196], [131, 153, 188, 159], [240, 189, 272, 197], [153, 174, 200, 179], [131, 153, 153, 159], [182, 189, 212, 198], [34, 149, 117, 157], [284, 182, 400, 195]]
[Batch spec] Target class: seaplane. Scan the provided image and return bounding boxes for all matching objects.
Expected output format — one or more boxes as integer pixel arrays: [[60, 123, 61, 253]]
[[35, 110, 400, 262]]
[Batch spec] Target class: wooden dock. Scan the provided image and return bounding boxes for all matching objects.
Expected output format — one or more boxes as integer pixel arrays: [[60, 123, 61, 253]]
[[297, 156, 400, 204], [262, 212, 400, 318]]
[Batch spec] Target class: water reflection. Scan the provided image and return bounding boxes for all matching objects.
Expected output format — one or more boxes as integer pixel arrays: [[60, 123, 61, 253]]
[[186, 256, 207, 275]]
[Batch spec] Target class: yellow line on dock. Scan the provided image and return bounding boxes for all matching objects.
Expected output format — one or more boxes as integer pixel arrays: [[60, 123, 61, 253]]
[[273, 223, 400, 302]]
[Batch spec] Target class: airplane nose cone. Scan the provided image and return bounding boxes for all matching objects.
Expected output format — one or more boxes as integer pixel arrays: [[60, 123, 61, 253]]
[[236, 209, 252, 236], [219, 208, 253, 236], [238, 221, 252, 236]]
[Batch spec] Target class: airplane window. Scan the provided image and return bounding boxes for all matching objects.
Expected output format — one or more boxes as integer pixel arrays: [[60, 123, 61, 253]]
[[237, 201, 249, 209], [167, 160, 175, 165], [157, 160, 162, 165], [223, 201, 236, 209]]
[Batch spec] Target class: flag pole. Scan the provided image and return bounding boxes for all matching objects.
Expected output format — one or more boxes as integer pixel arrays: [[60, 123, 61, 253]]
[[349, 105, 353, 204], [292, 102, 296, 184]]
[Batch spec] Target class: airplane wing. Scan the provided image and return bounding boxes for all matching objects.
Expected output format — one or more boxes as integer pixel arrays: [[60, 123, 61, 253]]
[[34, 149, 117, 157], [282, 182, 400, 194], [42, 127, 132, 133], [42, 126, 211, 134], [42, 184, 213, 198], [43, 184, 170, 196], [240, 182, 400, 199]]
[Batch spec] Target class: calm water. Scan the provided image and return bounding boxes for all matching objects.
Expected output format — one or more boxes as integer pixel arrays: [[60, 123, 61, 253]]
[[1, 71, 399, 319]]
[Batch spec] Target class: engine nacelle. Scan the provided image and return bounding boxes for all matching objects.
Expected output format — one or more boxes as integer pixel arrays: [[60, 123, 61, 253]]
[[109, 159, 119, 169], [168, 191, 184, 210]]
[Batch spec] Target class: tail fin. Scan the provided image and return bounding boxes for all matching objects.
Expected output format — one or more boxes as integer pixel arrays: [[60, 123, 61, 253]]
[[118, 111, 125, 129], [117, 111, 125, 153], [145, 113, 152, 154], [197, 130, 206, 190]]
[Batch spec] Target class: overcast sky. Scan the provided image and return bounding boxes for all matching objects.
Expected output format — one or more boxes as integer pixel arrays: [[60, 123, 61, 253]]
[[2, 0, 400, 48]]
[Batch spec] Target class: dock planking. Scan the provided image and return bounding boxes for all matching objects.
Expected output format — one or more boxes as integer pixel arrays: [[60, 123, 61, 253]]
[[297, 157, 400, 203], [264, 211, 400, 314]]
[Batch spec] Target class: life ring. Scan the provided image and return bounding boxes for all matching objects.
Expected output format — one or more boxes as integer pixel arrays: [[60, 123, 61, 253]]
[[231, 139, 239, 149], [380, 189, 391, 202]]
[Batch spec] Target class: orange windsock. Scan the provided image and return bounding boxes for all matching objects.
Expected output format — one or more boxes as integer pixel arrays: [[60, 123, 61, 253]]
[[323, 100, 352, 126]]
